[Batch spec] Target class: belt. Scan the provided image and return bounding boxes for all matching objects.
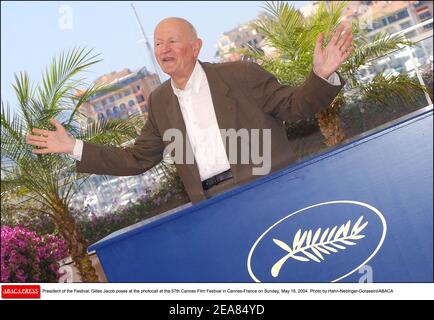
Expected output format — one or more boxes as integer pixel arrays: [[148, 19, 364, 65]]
[[202, 170, 233, 191]]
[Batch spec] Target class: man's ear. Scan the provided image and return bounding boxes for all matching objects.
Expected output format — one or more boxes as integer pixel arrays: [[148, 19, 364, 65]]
[[193, 38, 203, 58]]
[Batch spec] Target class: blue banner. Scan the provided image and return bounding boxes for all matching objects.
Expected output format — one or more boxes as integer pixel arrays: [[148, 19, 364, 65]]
[[89, 107, 433, 283]]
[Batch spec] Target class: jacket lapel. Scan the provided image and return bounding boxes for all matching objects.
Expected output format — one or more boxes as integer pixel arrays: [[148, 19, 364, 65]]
[[200, 62, 237, 132]]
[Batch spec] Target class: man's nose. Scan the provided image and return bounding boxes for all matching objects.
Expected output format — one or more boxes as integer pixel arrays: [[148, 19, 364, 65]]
[[160, 43, 171, 53]]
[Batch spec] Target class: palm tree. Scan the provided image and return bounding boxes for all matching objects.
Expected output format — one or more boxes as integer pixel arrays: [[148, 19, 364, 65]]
[[243, 1, 432, 147], [1, 47, 143, 282]]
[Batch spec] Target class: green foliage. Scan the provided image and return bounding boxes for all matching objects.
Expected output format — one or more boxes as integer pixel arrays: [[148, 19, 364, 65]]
[[0, 46, 150, 269], [243, 1, 429, 104], [241, 0, 431, 145], [358, 73, 433, 108], [1, 47, 142, 212], [245, 1, 349, 86]]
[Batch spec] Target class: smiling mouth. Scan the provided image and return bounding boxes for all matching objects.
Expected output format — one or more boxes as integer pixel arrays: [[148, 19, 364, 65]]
[[162, 57, 176, 62]]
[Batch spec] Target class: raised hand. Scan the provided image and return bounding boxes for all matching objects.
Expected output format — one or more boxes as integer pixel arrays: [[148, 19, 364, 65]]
[[313, 22, 354, 79], [26, 118, 76, 155]]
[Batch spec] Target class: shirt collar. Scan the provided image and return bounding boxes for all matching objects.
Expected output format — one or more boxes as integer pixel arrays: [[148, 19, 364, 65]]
[[171, 60, 204, 96]]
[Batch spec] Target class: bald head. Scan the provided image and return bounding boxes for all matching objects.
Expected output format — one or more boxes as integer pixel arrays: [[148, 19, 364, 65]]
[[155, 17, 198, 43]]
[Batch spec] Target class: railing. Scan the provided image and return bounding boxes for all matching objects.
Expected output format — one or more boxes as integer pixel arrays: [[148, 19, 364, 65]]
[[358, 18, 433, 106]]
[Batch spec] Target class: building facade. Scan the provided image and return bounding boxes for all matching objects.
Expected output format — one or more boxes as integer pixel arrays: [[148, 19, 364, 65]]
[[215, 13, 269, 62], [354, 1, 433, 39], [78, 67, 160, 126]]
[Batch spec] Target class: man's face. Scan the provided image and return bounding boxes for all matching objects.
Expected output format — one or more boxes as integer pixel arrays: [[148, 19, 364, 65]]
[[154, 19, 202, 78]]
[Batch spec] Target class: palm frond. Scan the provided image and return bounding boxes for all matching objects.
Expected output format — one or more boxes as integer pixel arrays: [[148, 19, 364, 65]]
[[245, 1, 350, 86], [77, 115, 144, 146], [0, 101, 32, 162], [341, 32, 415, 88], [11, 71, 37, 130], [359, 73, 432, 108], [254, 2, 307, 57], [38, 46, 102, 112], [0, 176, 27, 197]]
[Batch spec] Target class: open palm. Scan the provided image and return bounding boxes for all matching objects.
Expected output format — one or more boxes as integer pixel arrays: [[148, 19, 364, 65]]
[[313, 22, 354, 79], [26, 118, 76, 154]]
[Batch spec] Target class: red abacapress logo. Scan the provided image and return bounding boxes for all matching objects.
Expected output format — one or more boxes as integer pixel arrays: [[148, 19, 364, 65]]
[[1, 285, 41, 299]]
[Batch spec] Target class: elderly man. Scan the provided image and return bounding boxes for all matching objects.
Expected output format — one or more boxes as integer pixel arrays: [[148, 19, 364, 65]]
[[26, 17, 354, 204]]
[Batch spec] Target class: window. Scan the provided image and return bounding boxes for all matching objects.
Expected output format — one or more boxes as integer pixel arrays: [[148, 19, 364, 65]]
[[137, 95, 145, 103], [397, 9, 409, 20], [97, 113, 105, 121], [120, 103, 127, 111], [113, 106, 120, 115], [106, 109, 113, 118], [108, 96, 115, 103], [93, 103, 102, 112], [373, 18, 387, 30], [124, 89, 131, 96], [423, 22, 433, 30], [387, 9, 409, 24], [136, 85, 141, 90], [399, 21, 411, 30], [419, 11, 432, 20], [128, 100, 135, 107]]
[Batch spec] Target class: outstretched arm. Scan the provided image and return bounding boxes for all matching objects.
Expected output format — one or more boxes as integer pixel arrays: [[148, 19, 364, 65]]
[[26, 97, 165, 176]]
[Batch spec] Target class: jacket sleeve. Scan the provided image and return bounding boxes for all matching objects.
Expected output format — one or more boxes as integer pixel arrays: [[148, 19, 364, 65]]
[[76, 93, 165, 176], [243, 62, 345, 123]]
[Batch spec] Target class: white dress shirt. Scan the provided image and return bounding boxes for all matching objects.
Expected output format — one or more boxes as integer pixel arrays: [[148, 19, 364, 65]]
[[70, 62, 341, 181], [170, 61, 231, 181]]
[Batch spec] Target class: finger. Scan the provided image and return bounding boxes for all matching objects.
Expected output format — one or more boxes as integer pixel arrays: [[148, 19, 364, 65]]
[[315, 32, 324, 50], [338, 28, 353, 50], [50, 118, 63, 131], [28, 140, 48, 148], [27, 137, 47, 146], [340, 34, 353, 51], [32, 128, 51, 136], [330, 24, 346, 46], [341, 46, 355, 60], [32, 148, 51, 155], [341, 38, 355, 54], [27, 134, 47, 142]]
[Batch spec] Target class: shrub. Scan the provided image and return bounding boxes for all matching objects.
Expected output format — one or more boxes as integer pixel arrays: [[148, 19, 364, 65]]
[[1, 226, 68, 283]]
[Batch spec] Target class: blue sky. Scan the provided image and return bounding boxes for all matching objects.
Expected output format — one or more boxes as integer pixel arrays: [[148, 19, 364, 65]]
[[1, 1, 310, 111]]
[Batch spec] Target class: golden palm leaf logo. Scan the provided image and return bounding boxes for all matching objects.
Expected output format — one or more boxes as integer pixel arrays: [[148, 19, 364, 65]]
[[271, 216, 368, 277]]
